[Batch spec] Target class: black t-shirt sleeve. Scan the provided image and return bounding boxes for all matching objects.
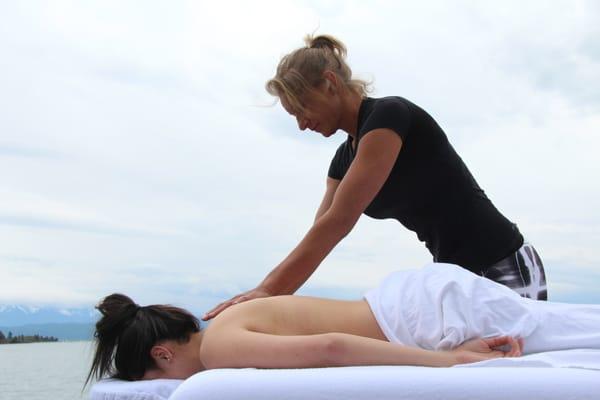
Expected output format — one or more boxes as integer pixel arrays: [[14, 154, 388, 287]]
[[327, 142, 347, 180], [360, 98, 411, 141]]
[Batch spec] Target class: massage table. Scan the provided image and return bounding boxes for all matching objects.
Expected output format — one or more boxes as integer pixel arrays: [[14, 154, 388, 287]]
[[90, 349, 600, 400]]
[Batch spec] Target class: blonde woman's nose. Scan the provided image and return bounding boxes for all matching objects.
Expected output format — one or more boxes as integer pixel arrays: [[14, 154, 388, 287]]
[[297, 116, 309, 131]]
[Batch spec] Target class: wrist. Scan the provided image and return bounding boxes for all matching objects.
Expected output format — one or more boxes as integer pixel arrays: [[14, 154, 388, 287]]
[[260, 262, 297, 296], [257, 282, 276, 296], [436, 350, 458, 367]]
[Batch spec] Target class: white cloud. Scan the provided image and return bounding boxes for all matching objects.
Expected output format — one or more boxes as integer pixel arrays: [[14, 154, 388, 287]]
[[0, 1, 598, 308]]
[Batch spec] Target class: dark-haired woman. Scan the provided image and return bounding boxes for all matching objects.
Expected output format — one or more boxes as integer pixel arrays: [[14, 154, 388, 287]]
[[204, 34, 547, 320], [88, 263, 600, 383]]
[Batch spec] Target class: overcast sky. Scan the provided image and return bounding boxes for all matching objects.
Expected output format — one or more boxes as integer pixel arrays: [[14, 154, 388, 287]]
[[1, 1, 599, 313]]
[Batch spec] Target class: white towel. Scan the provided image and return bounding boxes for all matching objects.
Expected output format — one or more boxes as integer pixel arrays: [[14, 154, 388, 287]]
[[364, 262, 600, 354]]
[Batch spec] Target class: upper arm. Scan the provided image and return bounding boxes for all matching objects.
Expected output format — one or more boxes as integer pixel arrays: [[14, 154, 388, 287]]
[[314, 177, 340, 222], [326, 129, 403, 225], [201, 329, 337, 369]]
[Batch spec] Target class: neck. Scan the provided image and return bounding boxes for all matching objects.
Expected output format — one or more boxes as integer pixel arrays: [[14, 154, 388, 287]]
[[142, 331, 205, 380], [338, 90, 364, 138]]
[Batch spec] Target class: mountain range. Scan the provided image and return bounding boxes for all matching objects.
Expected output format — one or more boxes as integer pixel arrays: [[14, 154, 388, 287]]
[[0, 305, 98, 341], [0, 305, 98, 326]]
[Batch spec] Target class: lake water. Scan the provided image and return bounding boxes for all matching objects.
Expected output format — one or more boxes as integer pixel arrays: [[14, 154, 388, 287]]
[[0, 341, 94, 400]]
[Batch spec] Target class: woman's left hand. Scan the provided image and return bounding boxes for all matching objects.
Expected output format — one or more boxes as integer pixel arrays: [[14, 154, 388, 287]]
[[451, 336, 524, 365]]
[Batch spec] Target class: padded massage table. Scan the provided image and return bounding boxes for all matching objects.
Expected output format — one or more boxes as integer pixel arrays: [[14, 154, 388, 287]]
[[91, 349, 600, 400]]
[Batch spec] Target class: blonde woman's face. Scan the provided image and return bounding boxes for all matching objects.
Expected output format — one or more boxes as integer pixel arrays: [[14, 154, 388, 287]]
[[281, 81, 342, 138]]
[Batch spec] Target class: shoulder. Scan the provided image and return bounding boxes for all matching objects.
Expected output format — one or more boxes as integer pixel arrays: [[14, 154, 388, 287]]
[[202, 298, 267, 343], [368, 96, 411, 115], [359, 97, 413, 140], [374, 96, 411, 106]]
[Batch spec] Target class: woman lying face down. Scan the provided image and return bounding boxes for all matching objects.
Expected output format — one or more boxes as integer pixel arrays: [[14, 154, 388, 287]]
[[87, 264, 600, 383], [86, 294, 515, 383]]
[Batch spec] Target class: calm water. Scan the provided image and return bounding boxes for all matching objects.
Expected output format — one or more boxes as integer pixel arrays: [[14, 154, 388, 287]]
[[0, 341, 94, 400]]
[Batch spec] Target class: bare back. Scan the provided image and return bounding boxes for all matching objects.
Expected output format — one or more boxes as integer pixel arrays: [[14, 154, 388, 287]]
[[206, 295, 387, 341]]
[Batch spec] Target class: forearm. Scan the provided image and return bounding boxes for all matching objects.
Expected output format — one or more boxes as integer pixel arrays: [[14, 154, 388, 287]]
[[325, 333, 453, 368], [260, 212, 355, 295]]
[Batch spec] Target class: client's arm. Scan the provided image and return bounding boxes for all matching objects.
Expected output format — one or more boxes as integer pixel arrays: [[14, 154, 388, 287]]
[[200, 329, 520, 369]]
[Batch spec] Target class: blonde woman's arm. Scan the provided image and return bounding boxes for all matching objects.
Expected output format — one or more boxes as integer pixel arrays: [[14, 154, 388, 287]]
[[203, 129, 401, 320], [314, 177, 340, 223]]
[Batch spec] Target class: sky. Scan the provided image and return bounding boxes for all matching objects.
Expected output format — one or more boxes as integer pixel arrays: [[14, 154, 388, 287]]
[[0, 0, 599, 313]]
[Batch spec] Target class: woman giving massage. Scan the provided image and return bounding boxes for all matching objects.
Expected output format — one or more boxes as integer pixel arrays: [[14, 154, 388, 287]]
[[203, 34, 547, 324], [87, 263, 600, 383]]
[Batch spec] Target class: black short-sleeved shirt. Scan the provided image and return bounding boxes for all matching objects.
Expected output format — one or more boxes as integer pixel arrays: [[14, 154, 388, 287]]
[[328, 96, 523, 273]]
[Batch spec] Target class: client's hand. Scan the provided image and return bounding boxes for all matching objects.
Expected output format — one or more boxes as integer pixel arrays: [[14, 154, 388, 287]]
[[451, 336, 523, 365], [202, 286, 273, 321]]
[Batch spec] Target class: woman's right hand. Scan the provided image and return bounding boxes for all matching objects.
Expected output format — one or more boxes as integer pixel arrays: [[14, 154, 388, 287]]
[[202, 286, 273, 321], [450, 336, 523, 366]]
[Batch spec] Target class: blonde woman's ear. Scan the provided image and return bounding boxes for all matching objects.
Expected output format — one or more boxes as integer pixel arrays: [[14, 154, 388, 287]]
[[322, 71, 338, 94]]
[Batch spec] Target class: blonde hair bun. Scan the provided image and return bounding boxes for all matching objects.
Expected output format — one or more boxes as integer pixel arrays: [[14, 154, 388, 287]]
[[266, 33, 370, 112]]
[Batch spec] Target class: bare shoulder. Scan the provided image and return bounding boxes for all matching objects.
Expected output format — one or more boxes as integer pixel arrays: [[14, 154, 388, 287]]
[[204, 295, 351, 335], [207, 296, 327, 325]]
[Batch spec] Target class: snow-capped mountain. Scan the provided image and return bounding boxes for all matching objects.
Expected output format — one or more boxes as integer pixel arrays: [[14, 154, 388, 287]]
[[0, 304, 98, 326]]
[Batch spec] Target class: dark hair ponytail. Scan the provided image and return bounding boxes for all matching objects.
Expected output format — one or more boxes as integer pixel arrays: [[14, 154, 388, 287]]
[[85, 293, 200, 386]]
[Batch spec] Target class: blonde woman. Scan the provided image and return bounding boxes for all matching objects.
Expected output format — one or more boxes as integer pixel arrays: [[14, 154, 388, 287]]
[[204, 34, 546, 321]]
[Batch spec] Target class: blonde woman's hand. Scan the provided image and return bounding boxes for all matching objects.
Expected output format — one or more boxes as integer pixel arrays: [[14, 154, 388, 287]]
[[202, 286, 273, 321], [450, 336, 524, 365]]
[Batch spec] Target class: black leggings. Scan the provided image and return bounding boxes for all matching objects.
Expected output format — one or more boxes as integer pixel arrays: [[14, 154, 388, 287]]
[[481, 242, 548, 300]]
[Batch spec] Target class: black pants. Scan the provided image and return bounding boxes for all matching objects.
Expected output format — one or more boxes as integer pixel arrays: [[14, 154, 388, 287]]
[[481, 242, 548, 300]]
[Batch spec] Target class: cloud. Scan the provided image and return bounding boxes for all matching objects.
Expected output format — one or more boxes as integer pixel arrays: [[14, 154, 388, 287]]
[[0, 1, 598, 308], [0, 214, 184, 237], [547, 260, 600, 303], [0, 145, 63, 159], [486, 1, 600, 111]]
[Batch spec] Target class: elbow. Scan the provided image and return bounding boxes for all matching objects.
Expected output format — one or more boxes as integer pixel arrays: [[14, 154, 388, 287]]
[[320, 333, 348, 366], [320, 211, 358, 239]]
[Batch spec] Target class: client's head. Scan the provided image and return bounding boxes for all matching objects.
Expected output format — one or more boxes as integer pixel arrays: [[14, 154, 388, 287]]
[[86, 293, 203, 385]]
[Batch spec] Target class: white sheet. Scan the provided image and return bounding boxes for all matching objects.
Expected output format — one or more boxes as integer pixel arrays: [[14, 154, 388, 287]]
[[457, 349, 600, 370], [89, 378, 182, 400], [170, 364, 600, 400], [364, 263, 600, 353], [90, 350, 600, 400]]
